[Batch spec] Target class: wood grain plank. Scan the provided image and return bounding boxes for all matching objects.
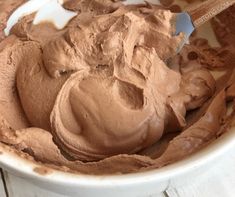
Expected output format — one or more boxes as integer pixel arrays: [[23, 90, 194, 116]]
[[165, 148, 235, 197], [0, 169, 7, 197]]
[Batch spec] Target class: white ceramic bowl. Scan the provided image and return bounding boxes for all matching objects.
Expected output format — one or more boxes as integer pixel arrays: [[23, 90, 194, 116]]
[[0, 129, 234, 197], [0, 0, 234, 197]]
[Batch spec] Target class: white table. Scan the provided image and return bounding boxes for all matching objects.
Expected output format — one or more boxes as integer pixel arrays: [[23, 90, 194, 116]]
[[0, 146, 234, 197]]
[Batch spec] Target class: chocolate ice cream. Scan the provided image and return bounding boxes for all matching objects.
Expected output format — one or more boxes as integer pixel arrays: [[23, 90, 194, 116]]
[[0, 0, 234, 174]]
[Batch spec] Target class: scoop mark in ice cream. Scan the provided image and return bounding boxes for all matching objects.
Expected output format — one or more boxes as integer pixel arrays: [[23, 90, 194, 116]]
[[0, 0, 234, 174]]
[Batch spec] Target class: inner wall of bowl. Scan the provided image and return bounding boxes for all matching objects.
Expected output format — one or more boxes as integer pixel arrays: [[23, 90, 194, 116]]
[[0, 126, 235, 185]]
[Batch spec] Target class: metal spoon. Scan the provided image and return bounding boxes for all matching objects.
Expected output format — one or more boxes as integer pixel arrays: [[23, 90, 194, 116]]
[[175, 0, 235, 52]]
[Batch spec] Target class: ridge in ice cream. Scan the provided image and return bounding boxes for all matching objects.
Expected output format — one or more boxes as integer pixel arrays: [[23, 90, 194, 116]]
[[0, 0, 234, 174]]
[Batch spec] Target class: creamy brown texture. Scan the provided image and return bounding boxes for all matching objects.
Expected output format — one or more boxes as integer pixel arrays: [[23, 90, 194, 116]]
[[0, 0, 234, 174]]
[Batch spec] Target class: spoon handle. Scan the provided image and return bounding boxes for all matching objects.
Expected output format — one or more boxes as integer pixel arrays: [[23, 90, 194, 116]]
[[187, 0, 235, 28]]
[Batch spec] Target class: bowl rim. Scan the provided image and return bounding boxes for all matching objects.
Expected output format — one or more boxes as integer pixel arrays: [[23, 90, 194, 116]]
[[0, 128, 234, 187]]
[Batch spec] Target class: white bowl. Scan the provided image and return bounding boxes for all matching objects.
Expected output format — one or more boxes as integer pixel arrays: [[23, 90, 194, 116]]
[[0, 128, 235, 197], [0, 0, 234, 197]]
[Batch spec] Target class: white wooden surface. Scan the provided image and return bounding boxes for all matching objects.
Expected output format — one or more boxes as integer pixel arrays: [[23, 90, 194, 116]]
[[0, 146, 234, 197]]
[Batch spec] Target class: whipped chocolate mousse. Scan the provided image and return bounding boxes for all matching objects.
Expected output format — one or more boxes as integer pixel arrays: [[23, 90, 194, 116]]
[[0, 0, 234, 174]]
